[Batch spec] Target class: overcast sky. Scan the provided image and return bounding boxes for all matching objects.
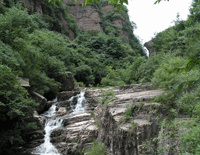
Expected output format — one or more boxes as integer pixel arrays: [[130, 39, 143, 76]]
[[127, 0, 193, 44]]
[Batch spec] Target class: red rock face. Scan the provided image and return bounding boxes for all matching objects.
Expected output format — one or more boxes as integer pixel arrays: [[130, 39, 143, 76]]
[[19, 0, 43, 14], [102, 5, 113, 14], [67, 5, 103, 32], [17, 0, 129, 41], [60, 15, 75, 40], [63, 0, 103, 32]]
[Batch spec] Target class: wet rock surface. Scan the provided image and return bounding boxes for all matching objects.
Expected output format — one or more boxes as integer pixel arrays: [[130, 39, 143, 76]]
[[31, 91, 47, 114], [26, 83, 163, 155]]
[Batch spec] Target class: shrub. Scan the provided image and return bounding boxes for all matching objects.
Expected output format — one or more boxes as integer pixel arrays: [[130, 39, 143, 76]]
[[101, 66, 125, 86], [151, 56, 199, 90], [85, 140, 106, 155], [0, 65, 36, 153], [0, 6, 47, 44], [100, 90, 115, 108], [75, 65, 95, 86]]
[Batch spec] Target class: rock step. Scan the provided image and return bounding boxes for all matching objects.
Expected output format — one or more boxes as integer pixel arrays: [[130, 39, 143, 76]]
[[93, 88, 163, 155], [85, 83, 153, 98], [50, 119, 98, 155], [25, 138, 44, 149], [62, 112, 91, 126], [51, 119, 97, 139], [113, 90, 163, 104], [110, 102, 161, 121]]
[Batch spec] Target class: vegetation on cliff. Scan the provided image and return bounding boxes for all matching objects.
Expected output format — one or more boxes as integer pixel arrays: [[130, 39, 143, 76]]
[[3, 0, 200, 153], [0, 0, 145, 153], [139, 0, 200, 154]]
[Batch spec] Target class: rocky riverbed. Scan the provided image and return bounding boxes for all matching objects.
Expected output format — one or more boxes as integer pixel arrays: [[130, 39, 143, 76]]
[[25, 83, 163, 155]]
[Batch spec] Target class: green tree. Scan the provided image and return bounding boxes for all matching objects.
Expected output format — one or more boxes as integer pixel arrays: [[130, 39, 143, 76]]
[[0, 65, 37, 153]]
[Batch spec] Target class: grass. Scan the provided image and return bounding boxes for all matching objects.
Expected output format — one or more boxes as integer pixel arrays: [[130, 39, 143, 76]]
[[128, 120, 137, 133], [100, 90, 115, 108], [85, 139, 106, 155]]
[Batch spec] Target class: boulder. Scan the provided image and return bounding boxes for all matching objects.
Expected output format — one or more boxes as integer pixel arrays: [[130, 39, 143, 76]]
[[31, 92, 47, 114], [24, 111, 45, 129], [57, 91, 79, 101], [58, 100, 71, 107], [24, 130, 45, 141], [46, 101, 53, 110]]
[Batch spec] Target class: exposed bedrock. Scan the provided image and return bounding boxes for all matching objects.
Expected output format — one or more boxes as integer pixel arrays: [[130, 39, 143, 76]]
[[52, 83, 163, 154], [93, 85, 163, 155], [26, 83, 163, 154]]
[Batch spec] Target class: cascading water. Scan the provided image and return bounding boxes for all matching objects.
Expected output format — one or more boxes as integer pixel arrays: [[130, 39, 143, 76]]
[[32, 118, 63, 155], [69, 91, 88, 114], [32, 91, 87, 155], [41, 98, 58, 118], [32, 98, 63, 155]]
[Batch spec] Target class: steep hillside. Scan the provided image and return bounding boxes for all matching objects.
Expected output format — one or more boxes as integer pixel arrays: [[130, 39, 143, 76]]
[[138, 0, 200, 154], [0, 0, 146, 154], [5, 0, 145, 55]]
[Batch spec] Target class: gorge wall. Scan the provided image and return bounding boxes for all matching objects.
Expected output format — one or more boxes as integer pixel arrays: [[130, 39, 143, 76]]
[[2, 0, 130, 41], [63, 0, 103, 32]]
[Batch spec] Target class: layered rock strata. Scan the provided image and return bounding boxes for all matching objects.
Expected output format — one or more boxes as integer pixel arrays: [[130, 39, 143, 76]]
[[26, 83, 163, 154], [63, 0, 103, 32], [92, 84, 163, 154]]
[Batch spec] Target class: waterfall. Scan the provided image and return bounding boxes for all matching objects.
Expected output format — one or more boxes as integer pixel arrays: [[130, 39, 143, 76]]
[[70, 91, 88, 114], [32, 118, 63, 155], [41, 98, 58, 117], [32, 91, 87, 155], [32, 98, 63, 155]]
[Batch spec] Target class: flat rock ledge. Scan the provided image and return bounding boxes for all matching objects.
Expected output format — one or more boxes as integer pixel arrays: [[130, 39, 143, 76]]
[[26, 83, 163, 155], [93, 86, 163, 155]]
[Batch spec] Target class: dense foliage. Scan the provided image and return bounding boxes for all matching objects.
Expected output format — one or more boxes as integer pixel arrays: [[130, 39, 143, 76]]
[[0, 0, 145, 153], [1, 0, 200, 154], [137, 0, 200, 154]]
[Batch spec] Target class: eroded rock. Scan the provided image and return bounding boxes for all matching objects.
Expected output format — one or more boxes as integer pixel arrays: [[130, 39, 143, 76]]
[[57, 91, 79, 101], [31, 92, 47, 114], [26, 83, 164, 155], [93, 86, 163, 155]]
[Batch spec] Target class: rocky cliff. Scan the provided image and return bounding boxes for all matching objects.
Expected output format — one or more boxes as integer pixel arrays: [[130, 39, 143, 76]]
[[63, 0, 103, 32], [25, 83, 163, 154], [63, 0, 130, 41], [0, 0, 132, 42], [0, 0, 145, 55], [144, 41, 157, 57]]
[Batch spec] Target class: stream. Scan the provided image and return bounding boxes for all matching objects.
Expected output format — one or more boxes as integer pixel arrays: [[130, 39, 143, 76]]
[[32, 91, 87, 155]]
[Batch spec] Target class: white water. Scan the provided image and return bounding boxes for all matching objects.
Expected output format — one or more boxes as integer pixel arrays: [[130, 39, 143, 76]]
[[41, 98, 58, 117], [32, 98, 63, 155], [32, 118, 63, 155], [32, 91, 87, 155], [69, 91, 88, 114]]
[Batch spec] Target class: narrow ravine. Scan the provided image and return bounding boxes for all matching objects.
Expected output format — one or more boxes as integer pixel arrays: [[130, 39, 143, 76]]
[[32, 91, 87, 155]]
